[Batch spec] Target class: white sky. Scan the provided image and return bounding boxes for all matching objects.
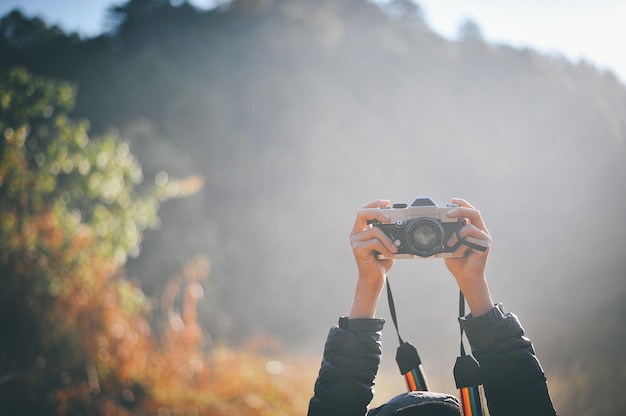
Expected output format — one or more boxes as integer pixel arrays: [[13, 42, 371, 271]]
[[0, 0, 624, 83], [417, 0, 626, 84]]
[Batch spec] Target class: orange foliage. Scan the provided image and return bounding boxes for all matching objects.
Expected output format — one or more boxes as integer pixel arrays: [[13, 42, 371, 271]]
[[2, 158, 316, 416], [40, 238, 315, 415], [138, 256, 315, 416], [23, 223, 318, 412]]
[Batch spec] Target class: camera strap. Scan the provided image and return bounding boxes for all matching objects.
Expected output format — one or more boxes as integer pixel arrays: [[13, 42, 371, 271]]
[[385, 278, 429, 391], [385, 279, 485, 414], [454, 291, 485, 416]]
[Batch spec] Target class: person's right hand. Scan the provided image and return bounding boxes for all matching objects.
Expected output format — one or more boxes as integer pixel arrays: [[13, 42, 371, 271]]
[[350, 199, 398, 284], [349, 200, 398, 318]]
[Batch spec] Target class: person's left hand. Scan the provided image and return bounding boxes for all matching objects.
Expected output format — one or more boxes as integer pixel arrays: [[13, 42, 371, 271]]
[[444, 198, 494, 316]]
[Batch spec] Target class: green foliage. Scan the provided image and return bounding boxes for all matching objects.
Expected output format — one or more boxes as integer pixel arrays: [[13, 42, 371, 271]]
[[0, 68, 159, 264]]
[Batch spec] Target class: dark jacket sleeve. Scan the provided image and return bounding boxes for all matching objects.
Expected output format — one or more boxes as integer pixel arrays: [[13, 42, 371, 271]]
[[307, 317, 385, 416], [460, 304, 557, 416]]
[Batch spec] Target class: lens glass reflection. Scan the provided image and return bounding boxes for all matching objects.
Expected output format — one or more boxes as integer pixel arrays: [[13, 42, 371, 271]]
[[411, 224, 437, 249], [407, 218, 443, 256]]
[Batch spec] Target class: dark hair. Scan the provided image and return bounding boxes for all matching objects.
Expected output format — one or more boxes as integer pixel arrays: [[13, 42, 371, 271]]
[[394, 402, 461, 416], [367, 392, 461, 416]]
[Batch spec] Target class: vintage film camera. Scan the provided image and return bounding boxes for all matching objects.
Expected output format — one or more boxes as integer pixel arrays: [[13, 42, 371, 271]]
[[370, 196, 467, 259]]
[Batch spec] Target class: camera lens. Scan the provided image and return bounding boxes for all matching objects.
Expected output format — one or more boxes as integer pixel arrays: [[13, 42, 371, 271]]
[[406, 217, 444, 257]]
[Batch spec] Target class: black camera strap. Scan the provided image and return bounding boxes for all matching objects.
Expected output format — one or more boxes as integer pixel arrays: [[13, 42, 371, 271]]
[[385, 278, 429, 391], [386, 279, 485, 414], [454, 291, 485, 416]]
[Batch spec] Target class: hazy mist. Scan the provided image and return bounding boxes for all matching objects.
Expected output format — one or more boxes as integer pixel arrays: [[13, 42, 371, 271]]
[[2, 0, 625, 413]]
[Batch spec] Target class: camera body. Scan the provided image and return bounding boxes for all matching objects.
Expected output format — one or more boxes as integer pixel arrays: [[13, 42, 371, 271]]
[[371, 196, 465, 259]]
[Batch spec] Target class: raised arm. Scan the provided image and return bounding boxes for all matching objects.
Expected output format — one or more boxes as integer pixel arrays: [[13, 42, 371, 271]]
[[308, 200, 397, 416], [349, 199, 398, 318], [443, 197, 494, 317], [444, 198, 557, 415]]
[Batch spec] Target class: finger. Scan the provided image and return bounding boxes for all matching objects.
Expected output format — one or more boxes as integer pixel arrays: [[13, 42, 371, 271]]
[[351, 200, 392, 234], [362, 199, 392, 209], [452, 243, 473, 258], [450, 236, 490, 257], [446, 200, 488, 234], [461, 235, 490, 252], [462, 223, 490, 244], [351, 226, 398, 255], [449, 198, 475, 210], [352, 237, 396, 259], [447, 224, 491, 254]]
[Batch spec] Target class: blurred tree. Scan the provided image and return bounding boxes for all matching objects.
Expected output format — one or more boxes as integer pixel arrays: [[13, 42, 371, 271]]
[[0, 67, 162, 414], [383, 0, 425, 22], [0, 10, 80, 75], [0, 67, 310, 416], [458, 19, 484, 42]]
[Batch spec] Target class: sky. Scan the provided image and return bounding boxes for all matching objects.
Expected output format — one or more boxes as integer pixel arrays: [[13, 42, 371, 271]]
[[0, 0, 625, 84]]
